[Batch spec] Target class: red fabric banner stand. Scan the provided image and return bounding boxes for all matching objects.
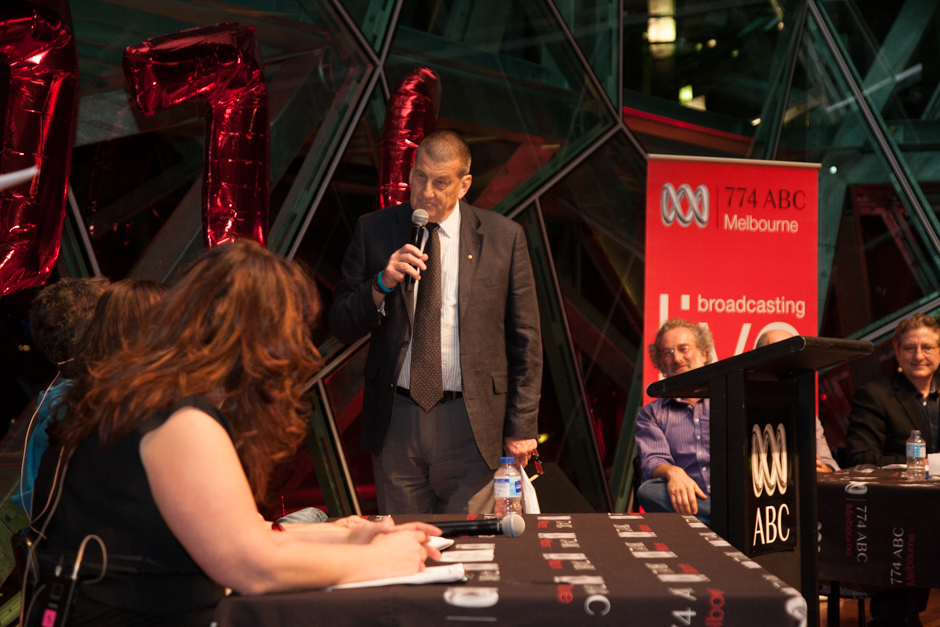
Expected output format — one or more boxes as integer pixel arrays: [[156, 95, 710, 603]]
[[123, 24, 268, 247], [0, 0, 78, 296], [643, 155, 820, 401], [379, 68, 440, 209]]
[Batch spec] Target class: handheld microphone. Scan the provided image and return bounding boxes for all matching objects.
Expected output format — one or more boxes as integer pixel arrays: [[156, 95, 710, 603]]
[[431, 514, 525, 538], [404, 209, 429, 293]]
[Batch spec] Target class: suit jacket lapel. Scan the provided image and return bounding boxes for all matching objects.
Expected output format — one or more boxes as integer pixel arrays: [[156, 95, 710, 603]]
[[395, 204, 415, 327], [458, 200, 482, 320], [895, 373, 930, 435]]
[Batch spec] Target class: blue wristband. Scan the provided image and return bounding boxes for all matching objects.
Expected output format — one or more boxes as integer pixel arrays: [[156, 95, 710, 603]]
[[376, 271, 394, 294]]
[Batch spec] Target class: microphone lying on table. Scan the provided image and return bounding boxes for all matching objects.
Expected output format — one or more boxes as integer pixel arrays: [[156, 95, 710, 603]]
[[431, 514, 525, 538]]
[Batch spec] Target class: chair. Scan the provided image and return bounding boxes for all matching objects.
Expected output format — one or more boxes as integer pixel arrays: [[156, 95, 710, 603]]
[[820, 580, 871, 627]]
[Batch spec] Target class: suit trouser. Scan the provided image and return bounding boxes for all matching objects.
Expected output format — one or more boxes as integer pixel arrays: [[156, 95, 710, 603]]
[[373, 394, 495, 515]]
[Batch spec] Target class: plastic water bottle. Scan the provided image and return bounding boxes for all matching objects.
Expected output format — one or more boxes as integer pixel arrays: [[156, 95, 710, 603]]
[[494, 457, 522, 517], [906, 430, 927, 480]]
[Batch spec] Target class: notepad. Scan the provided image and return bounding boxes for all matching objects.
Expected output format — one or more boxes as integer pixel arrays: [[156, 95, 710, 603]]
[[328, 564, 466, 590], [438, 550, 495, 563]]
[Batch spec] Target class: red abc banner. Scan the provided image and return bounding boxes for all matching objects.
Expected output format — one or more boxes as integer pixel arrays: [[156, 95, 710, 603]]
[[643, 155, 820, 400]]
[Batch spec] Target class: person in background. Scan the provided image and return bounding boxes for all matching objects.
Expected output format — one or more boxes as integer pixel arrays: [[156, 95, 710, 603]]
[[844, 313, 940, 627], [16, 277, 108, 514], [20, 280, 168, 518], [28, 242, 440, 627], [635, 318, 714, 526], [846, 314, 940, 467], [754, 329, 838, 472], [329, 130, 542, 515]]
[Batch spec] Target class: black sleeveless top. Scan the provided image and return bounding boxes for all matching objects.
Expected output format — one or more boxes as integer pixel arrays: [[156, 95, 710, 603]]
[[35, 396, 234, 626]]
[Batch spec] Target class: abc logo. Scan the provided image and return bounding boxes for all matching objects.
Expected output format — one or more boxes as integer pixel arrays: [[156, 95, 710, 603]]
[[661, 183, 709, 228]]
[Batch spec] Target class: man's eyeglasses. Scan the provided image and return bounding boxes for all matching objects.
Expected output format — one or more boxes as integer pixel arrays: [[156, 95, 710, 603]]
[[660, 344, 695, 361], [900, 343, 939, 356]]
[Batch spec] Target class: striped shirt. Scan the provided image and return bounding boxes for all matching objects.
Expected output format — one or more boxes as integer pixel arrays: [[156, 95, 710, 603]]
[[635, 397, 711, 495], [397, 201, 462, 391]]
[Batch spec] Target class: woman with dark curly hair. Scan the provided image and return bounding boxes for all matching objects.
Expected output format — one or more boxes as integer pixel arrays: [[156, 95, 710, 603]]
[[18, 279, 165, 516], [27, 241, 439, 627]]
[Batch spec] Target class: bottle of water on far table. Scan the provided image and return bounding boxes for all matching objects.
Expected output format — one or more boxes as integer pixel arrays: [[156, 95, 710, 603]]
[[907, 430, 927, 480], [494, 457, 522, 517]]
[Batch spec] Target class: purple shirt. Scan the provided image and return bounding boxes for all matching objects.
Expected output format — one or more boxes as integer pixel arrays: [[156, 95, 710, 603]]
[[636, 397, 711, 495]]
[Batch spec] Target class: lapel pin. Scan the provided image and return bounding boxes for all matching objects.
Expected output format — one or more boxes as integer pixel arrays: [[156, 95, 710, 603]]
[[468, 255, 472, 259]]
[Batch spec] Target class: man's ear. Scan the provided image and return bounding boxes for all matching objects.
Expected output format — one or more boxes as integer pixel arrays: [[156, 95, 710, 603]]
[[457, 174, 472, 199]]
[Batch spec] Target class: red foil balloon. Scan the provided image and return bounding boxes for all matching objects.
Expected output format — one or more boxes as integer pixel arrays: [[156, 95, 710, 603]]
[[0, 0, 78, 296], [123, 24, 268, 247], [379, 68, 440, 209]]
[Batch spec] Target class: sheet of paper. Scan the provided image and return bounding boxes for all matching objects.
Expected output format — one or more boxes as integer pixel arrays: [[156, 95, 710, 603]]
[[427, 536, 455, 551], [438, 550, 495, 563], [328, 564, 466, 590], [928, 454, 940, 477]]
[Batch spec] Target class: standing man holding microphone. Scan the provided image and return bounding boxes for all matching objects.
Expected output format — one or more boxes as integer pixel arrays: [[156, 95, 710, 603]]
[[330, 130, 542, 515]]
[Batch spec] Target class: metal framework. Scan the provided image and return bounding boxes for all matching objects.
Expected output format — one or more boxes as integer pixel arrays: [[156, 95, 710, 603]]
[[39, 0, 940, 514]]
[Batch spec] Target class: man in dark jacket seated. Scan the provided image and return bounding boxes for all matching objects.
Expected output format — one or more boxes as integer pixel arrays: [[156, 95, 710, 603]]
[[844, 313, 940, 627]]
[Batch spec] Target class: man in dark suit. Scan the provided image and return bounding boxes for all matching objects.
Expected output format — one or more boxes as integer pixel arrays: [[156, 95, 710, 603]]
[[843, 314, 939, 627], [845, 371, 939, 467], [329, 130, 542, 515], [846, 314, 940, 468]]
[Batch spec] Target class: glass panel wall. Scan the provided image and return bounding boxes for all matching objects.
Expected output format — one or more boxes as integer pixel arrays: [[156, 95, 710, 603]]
[[515, 204, 610, 511], [554, 0, 620, 107], [781, 9, 940, 342], [621, 0, 801, 158], [70, 0, 370, 278], [291, 94, 383, 512], [537, 134, 647, 477], [13, 0, 940, 515], [389, 0, 613, 213]]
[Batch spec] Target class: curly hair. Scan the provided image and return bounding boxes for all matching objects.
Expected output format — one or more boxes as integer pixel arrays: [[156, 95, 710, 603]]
[[62, 280, 169, 420], [648, 317, 715, 374], [29, 277, 109, 378], [53, 241, 323, 502], [892, 313, 940, 346]]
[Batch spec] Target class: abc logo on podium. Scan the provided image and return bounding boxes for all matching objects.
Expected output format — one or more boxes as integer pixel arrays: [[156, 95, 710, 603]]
[[661, 183, 709, 228], [751, 423, 788, 497], [748, 422, 797, 552]]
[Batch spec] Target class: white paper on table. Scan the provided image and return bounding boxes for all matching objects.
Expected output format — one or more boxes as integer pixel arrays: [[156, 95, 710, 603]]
[[929, 454, 940, 477], [438, 550, 495, 563], [520, 467, 541, 514], [455, 543, 495, 550], [426, 536, 455, 551], [328, 564, 465, 590]]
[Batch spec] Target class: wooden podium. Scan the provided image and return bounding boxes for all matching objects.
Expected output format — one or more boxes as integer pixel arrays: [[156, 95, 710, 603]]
[[646, 335, 873, 627]]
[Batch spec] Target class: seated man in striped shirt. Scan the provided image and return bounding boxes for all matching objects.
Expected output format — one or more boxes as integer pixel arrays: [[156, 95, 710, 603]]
[[635, 318, 714, 526]]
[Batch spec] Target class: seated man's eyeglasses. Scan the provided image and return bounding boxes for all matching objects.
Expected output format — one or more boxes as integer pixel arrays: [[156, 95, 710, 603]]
[[900, 343, 939, 356], [660, 344, 695, 360]]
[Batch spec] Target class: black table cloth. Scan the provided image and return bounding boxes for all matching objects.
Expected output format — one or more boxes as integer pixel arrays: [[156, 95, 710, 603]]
[[214, 513, 807, 626], [818, 467, 940, 588]]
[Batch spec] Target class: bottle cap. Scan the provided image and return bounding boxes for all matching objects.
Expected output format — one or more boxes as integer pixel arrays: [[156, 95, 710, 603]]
[[912, 430, 922, 435], [499, 456, 514, 465]]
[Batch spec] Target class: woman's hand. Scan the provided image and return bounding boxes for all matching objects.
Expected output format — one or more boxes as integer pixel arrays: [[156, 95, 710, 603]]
[[346, 517, 443, 545], [363, 529, 441, 577], [392, 520, 442, 537], [333, 515, 370, 530]]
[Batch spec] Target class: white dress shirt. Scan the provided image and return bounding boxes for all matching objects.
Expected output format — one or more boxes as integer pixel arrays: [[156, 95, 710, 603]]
[[398, 201, 462, 391]]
